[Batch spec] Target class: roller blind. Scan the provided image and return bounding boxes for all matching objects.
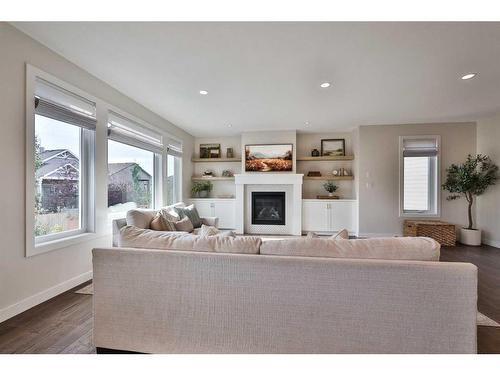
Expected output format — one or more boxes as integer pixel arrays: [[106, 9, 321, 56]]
[[402, 137, 439, 157], [166, 138, 183, 157], [107, 111, 163, 154], [34, 77, 97, 130]]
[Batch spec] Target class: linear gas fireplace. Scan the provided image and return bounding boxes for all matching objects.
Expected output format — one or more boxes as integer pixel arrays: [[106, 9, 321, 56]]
[[251, 192, 286, 225]]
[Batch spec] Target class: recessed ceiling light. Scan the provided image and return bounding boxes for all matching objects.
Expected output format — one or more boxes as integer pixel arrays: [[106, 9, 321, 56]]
[[199, 90, 208, 95], [320, 82, 331, 88], [305, 121, 310, 126], [227, 124, 232, 128], [461, 73, 477, 80]]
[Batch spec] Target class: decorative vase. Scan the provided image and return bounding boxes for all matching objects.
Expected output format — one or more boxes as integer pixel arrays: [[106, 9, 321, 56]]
[[460, 228, 481, 246], [199, 190, 209, 198], [311, 149, 320, 157], [226, 148, 234, 158], [328, 192, 333, 197]]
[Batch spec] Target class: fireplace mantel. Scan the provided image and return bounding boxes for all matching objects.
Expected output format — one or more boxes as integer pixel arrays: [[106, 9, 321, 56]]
[[234, 173, 303, 235]]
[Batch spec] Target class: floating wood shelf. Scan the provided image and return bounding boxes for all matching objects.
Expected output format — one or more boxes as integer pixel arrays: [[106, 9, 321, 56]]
[[297, 155, 354, 161], [303, 176, 354, 181], [191, 176, 235, 181], [192, 158, 242, 163]]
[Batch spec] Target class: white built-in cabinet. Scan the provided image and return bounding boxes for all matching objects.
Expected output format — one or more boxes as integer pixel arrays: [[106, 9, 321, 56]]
[[302, 199, 357, 234], [190, 199, 236, 229]]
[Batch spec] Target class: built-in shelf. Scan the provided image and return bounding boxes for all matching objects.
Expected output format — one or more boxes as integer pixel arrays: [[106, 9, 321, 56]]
[[303, 176, 354, 181], [192, 157, 242, 163], [297, 155, 354, 161], [191, 176, 235, 181]]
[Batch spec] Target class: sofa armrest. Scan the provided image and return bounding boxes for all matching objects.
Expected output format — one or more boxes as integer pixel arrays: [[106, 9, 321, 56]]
[[201, 217, 219, 228], [112, 218, 127, 247]]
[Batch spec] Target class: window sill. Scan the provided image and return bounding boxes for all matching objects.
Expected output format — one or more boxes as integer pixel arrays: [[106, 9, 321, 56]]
[[399, 212, 440, 218], [28, 232, 101, 257]]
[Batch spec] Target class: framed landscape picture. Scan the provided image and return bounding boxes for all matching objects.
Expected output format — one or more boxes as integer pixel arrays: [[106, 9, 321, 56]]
[[245, 144, 293, 172], [321, 139, 345, 156], [199, 143, 221, 158]]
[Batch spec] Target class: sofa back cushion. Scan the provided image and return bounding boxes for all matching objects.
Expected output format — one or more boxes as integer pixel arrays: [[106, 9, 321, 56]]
[[118, 226, 261, 254], [260, 237, 440, 261]]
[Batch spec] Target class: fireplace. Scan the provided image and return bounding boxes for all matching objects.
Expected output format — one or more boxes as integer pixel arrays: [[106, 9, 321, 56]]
[[251, 192, 286, 225]]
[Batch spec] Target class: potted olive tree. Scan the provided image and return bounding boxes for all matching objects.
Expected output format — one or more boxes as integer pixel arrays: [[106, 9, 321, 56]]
[[323, 181, 338, 197], [442, 154, 498, 246]]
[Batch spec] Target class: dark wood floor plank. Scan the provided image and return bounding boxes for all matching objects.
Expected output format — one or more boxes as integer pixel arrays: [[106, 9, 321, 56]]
[[0, 247, 498, 353]]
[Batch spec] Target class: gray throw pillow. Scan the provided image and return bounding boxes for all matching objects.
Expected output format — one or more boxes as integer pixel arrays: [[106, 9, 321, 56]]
[[175, 204, 202, 228]]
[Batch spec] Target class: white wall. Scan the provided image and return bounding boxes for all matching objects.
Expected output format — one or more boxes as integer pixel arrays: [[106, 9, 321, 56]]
[[476, 113, 500, 248], [357, 122, 476, 236], [0, 23, 194, 322]]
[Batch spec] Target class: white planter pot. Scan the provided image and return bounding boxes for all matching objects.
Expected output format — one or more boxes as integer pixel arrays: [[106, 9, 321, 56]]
[[460, 228, 482, 246]]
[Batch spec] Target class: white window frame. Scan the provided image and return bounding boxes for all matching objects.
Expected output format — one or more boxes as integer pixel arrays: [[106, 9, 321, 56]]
[[166, 152, 182, 205], [26, 65, 96, 257], [399, 135, 441, 218], [106, 107, 165, 215]]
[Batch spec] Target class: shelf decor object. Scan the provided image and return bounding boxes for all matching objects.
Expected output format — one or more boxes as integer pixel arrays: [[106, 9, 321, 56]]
[[199, 143, 221, 159], [321, 139, 345, 157], [307, 171, 322, 177], [311, 148, 320, 157]]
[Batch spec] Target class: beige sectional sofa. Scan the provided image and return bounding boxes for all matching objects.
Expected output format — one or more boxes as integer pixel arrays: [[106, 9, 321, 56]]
[[94, 214, 477, 354]]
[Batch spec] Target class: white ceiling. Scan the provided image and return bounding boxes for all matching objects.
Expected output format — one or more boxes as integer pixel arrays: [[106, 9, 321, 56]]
[[12, 22, 500, 137]]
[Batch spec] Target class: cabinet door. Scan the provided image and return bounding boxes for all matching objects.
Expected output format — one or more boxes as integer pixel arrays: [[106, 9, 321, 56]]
[[331, 201, 355, 233], [302, 201, 330, 232], [214, 200, 236, 229], [192, 200, 213, 218]]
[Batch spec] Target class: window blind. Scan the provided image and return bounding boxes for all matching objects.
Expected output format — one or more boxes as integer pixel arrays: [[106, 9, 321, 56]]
[[402, 138, 439, 157], [166, 138, 183, 157], [34, 77, 97, 130], [107, 111, 163, 154]]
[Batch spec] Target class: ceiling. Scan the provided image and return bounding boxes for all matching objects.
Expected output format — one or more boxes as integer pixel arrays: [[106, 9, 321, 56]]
[[12, 22, 500, 137]]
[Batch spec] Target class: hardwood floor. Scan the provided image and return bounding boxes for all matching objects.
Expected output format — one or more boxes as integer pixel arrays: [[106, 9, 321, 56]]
[[0, 244, 498, 354]]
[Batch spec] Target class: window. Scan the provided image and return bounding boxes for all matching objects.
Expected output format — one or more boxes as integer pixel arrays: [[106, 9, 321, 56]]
[[31, 75, 96, 248], [400, 136, 440, 216], [166, 138, 182, 205], [107, 111, 163, 216]]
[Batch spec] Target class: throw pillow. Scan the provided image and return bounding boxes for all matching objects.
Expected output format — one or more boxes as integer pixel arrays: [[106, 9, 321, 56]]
[[331, 228, 349, 240], [175, 205, 202, 228], [150, 212, 177, 232], [159, 207, 180, 222], [174, 216, 194, 232], [199, 224, 220, 237]]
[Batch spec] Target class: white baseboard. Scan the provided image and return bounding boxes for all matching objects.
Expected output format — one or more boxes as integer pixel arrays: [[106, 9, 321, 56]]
[[358, 232, 401, 238], [483, 238, 500, 249], [0, 271, 92, 324]]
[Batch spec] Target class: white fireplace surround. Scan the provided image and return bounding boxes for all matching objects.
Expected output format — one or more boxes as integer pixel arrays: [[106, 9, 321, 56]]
[[234, 174, 303, 235]]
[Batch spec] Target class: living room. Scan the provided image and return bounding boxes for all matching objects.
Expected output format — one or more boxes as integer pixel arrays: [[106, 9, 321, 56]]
[[1, 1, 500, 371]]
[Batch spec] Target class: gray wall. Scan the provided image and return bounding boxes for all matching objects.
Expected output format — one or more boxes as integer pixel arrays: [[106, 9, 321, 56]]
[[0, 23, 193, 321], [357, 122, 476, 236], [476, 113, 500, 248]]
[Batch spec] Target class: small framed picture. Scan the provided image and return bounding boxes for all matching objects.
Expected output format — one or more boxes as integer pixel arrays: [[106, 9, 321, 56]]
[[321, 139, 345, 157], [199, 143, 221, 158]]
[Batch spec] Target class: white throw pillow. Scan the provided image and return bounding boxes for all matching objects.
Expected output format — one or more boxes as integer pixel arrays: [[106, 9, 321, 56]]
[[331, 229, 349, 240], [199, 224, 220, 237]]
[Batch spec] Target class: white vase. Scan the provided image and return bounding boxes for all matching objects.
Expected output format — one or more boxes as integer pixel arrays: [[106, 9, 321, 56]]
[[460, 228, 482, 246]]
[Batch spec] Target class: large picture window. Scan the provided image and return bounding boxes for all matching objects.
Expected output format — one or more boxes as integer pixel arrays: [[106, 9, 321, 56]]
[[107, 111, 163, 216], [166, 138, 182, 205], [400, 136, 440, 216], [31, 75, 96, 249]]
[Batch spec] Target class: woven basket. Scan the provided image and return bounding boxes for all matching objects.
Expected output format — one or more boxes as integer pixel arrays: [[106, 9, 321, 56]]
[[403, 220, 456, 246]]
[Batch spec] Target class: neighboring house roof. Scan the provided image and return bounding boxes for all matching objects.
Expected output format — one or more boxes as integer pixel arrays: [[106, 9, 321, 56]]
[[108, 162, 152, 178], [36, 149, 80, 180], [36, 149, 152, 180]]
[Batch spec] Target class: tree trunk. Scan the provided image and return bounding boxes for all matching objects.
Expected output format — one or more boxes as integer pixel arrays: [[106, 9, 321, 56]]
[[467, 194, 474, 230]]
